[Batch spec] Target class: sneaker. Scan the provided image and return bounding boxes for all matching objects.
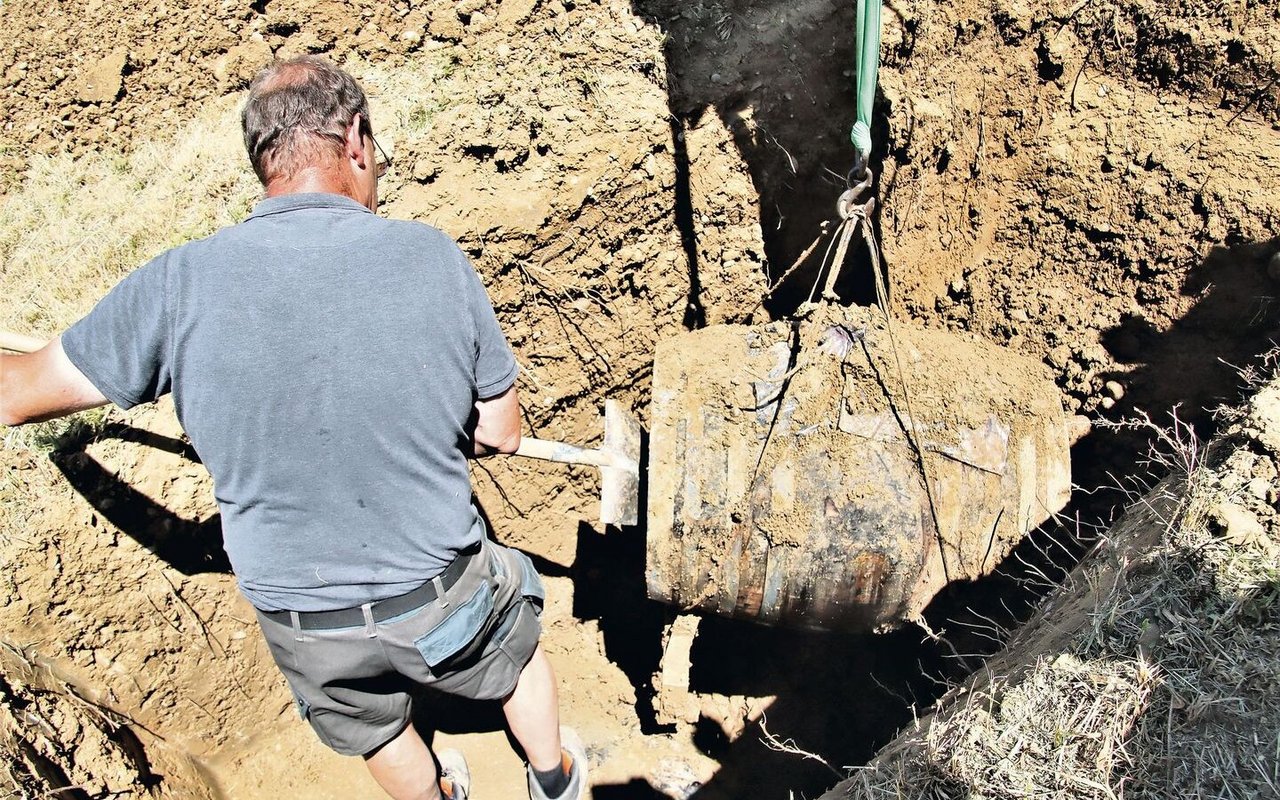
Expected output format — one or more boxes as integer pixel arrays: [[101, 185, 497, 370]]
[[527, 726, 589, 800], [437, 748, 471, 800]]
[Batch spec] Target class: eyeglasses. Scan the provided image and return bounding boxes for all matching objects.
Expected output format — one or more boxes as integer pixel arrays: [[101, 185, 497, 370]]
[[369, 132, 392, 178], [358, 117, 392, 178]]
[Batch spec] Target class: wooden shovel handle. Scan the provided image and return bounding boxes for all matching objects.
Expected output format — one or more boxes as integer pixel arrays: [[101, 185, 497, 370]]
[[515, 436, 617, 469]]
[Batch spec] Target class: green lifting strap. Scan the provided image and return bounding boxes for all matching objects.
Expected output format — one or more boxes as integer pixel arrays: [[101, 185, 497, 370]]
[[850, 0, 881, 161]]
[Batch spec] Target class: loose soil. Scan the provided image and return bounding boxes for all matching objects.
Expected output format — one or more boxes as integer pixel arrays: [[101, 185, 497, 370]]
[[1, 0, 1277, 799]]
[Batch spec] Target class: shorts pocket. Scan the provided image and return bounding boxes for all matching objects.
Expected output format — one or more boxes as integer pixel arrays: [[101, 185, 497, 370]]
[[469, 599, 543, 701], [294, 694, 311, 720], [510, 549, 546, 612], [292, 692, 337, 750], [413, 581, 495, 670], [497, 600, 540, 663]]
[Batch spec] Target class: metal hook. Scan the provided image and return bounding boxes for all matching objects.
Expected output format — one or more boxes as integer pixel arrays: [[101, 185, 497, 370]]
[[837, 168, 875, 220]]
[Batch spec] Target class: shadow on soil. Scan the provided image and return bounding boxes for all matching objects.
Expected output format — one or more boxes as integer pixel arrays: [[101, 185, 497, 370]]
[[630, 0, 869, 324], [1096, 238, 1280, 442], [50, 422, 229, 575], [562, 232, 1280, 798]]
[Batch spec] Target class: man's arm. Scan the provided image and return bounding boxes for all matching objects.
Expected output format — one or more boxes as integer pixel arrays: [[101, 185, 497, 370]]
[[0, 337, 110, 426], [470, 384, 521, 457]]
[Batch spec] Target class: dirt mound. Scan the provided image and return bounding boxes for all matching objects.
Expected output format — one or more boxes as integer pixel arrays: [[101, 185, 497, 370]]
[[1068, 0, 1278, 123], [0, 0, 416, 183], [821, 371, 1280, 799]]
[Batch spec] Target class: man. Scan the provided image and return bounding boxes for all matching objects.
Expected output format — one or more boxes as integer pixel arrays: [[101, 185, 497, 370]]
[[0, 56, 586, 800]]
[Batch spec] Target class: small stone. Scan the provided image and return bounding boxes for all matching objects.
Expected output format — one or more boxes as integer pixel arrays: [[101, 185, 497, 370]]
[[1099, 396, 1116, 410], [1215, 501, 1266, 547], [1246, 478, 1270, 501], [1047, 345, 1071, 370], [1010, 308, 1029, 323], [74, 49, 128, 104], [1067, 415, 1091, 443], [401, 29, 421, 43], [213, 39, 272, 85], [1103, 380, 1125, 400], [1047, 142, 1073, 165], [412, 159, 437, 181]]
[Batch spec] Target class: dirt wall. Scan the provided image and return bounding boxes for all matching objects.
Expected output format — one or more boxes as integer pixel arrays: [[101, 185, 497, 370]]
[[875, 0, 1279, 428]]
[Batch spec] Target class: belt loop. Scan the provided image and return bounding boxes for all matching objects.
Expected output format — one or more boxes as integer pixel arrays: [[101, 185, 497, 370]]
[[361, 603, 376, 638], [432, 576, 449, 609], [289, 611, 303, 641]]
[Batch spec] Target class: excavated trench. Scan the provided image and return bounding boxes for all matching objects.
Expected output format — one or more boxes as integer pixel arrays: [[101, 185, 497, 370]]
[[1, 0, 1277, 798], [613, 3, 1278, 797]]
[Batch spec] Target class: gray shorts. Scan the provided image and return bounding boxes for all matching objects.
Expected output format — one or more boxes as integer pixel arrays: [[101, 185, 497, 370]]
[[255, 540, 544, 756]]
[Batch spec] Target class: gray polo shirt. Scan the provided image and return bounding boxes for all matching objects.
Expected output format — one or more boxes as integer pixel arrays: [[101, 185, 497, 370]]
[[62, 193, 518, 612]]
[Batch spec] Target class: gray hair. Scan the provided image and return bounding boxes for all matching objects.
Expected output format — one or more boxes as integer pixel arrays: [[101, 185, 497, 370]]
[[241, 56, 371, 184]]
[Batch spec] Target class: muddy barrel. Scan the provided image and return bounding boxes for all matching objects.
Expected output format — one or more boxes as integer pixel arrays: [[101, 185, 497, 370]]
[[646, 306, 1071, 633]]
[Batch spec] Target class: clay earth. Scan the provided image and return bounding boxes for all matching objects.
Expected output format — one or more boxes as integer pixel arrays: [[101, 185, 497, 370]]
[[0, 0, 1276, 798]]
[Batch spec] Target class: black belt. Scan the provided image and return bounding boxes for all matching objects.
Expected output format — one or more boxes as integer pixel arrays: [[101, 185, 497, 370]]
[[260, 548, 478, 631]]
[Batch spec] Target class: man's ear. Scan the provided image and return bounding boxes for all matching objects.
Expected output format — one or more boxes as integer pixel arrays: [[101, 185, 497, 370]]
[[345, 113, 368, 168]]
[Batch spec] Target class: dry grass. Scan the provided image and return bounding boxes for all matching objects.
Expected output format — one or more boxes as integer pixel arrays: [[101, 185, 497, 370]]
[[929, 654, 1158, 798], [0, 51, 465, 341], [352, 50, 463, 148], [826, 378, 1280, 799], [0, 97, 259, 338]]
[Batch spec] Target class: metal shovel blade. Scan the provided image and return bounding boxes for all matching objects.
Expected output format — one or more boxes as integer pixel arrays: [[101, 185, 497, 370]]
[[600, 399, 642, 526]]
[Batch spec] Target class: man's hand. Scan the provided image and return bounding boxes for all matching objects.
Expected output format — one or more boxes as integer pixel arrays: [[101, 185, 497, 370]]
[[0, 337, 109, 426], [469, 384, 521, 457]]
